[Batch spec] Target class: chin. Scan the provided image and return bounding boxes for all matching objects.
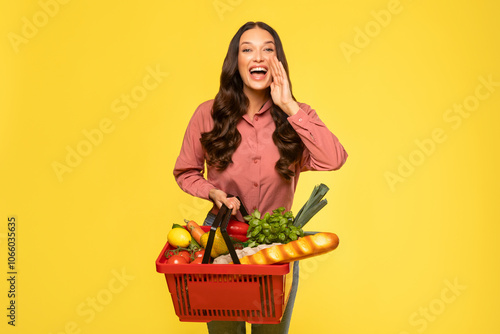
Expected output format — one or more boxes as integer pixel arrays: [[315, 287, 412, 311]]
[[251, 84, 270, 91], [244, 80, 271, 92]]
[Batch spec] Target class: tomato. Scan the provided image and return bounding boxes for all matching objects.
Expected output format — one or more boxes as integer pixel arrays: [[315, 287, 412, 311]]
[[167, 255, 188, 264], [190, 257, 203, 264], [178, 250, 191, 263], [194, 250, 205, 259]]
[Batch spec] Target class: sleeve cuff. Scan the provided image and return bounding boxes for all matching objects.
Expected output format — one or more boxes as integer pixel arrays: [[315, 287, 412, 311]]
[[198, 183, 217, 200], [287, 108, 310, 128]]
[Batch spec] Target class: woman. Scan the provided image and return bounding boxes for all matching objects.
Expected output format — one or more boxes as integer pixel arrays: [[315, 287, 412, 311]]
[[173, 21, 347, 334]]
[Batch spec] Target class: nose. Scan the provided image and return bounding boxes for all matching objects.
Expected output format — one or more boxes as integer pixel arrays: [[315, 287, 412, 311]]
[[254, 50, 263, 62]]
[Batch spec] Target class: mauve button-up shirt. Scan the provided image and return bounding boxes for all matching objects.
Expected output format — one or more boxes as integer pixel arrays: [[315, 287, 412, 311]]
[[173, 98, 348, 221]]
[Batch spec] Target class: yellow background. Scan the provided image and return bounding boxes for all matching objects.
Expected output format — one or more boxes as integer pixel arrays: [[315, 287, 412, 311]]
[[1, 0, 499, 333]]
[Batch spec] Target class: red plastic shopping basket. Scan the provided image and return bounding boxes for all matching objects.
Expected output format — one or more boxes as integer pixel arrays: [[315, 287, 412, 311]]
[[156, 202, 294, 324]]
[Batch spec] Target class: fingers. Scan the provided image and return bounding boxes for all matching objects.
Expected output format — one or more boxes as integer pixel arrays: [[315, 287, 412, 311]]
[[270, 56, 286, 85], [210, 188, 241, 216], [233, 197, 240, 215], [214, 195, 240, 216], [224, 197, 240, 215], [269, 56, 276, 80], [270, 56, 281, 84], [279, 60, 287, 81]]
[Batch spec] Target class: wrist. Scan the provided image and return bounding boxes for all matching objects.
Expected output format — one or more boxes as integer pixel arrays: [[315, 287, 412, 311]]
[[282, 101, 299, 116], [209, 187, 218, 201]]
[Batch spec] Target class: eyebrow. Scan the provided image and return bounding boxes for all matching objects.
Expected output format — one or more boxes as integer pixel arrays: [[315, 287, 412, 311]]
[[240, 41, 275, 46]]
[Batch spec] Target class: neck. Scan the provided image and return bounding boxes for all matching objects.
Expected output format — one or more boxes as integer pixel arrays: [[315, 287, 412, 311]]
[[244, 88, 269, 119]]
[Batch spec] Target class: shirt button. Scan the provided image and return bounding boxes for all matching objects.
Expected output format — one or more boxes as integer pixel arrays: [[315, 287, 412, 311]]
[[253, 182, 258, 187], [254, 116, 259, 121], [298, 118, 303, 122], [254, 159, 258, 164]]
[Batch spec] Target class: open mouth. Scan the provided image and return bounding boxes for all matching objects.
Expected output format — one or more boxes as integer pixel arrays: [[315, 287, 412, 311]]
[[249, 66, 268, 80]]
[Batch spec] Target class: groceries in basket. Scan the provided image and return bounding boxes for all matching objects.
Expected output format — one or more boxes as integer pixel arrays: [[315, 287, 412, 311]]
[[163, 183, 340, 265]]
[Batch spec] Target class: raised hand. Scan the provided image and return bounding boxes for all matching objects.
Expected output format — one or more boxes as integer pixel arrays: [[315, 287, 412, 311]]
[[269, 56, 299, 116]]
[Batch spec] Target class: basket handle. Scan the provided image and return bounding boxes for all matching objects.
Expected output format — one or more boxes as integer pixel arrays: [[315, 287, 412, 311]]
[[201, 203, 241, 264], [231, 195, 249, 218]]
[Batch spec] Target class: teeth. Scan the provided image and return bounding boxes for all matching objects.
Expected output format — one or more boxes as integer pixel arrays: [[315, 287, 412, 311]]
[[250, 67, 267, 73]]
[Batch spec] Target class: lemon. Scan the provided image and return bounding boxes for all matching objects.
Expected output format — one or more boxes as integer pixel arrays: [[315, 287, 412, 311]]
[[167, 228, 191, 248]]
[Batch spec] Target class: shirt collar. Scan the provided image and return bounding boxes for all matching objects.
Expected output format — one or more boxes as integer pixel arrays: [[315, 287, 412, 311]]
[[256, 98, 273, 115], [241, 98, 274, 125]]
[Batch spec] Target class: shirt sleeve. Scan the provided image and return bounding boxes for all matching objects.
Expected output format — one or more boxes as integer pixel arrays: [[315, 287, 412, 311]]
[[287, 103, 348, 171], [173, 102, 216, 200]]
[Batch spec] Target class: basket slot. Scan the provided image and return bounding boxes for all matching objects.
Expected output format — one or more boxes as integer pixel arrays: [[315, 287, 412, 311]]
[[265, 276, 272, 317], [169, 275, 183, 316], [176, 274, 190, 316], [268, 276, 276, 318], [184, 275, 192, 316], [173, 275, 185, 315], [258, 276, 266, 317], [265, 276, 271, 316]]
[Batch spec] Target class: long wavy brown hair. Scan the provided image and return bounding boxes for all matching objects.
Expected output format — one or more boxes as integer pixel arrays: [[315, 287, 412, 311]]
[[200, 21, 304, 180]]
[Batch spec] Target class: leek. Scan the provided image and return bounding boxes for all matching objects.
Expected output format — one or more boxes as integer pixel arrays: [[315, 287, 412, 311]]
[[293, 183, 330, 228]]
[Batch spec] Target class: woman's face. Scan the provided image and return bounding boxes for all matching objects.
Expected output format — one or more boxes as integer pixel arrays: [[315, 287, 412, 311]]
[[238, 27, 276, 95]]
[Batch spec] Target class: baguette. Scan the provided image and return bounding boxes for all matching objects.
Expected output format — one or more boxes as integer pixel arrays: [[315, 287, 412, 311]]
[[238, 232, 339, 265]]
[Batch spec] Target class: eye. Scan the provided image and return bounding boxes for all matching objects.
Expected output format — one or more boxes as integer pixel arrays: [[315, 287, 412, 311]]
[[241, 48, 252, 53], [265, 48, 274, 52]]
